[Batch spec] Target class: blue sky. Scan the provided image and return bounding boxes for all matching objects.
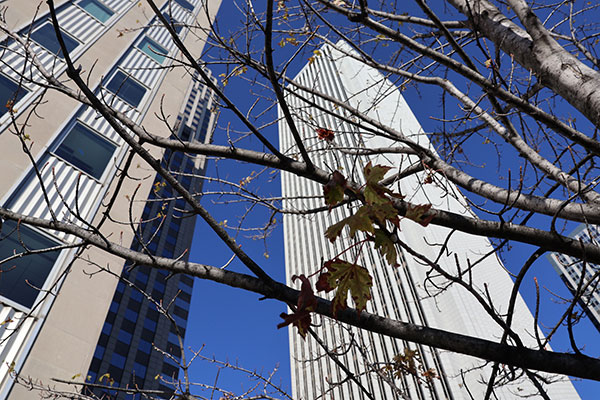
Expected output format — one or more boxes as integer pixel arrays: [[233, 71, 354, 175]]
[[181, 2, 600, 399]]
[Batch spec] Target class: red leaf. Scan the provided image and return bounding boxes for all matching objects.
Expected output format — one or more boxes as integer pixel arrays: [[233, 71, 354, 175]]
[[316, 127, 335, 141], [292, 274, 317, 311], [316, 271, 333, 292], [277, 310, 312, 338]]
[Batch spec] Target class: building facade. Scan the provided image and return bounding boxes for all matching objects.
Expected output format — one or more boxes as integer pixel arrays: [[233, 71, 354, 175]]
[[548, 224, 600, 332], [279, 43, 581, 399], [84, 69, 218, 398], [0, 0, 219, 398]]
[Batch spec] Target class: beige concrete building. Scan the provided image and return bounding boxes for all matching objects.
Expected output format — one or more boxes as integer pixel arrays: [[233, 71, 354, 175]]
[[0, 0, 220, 397]]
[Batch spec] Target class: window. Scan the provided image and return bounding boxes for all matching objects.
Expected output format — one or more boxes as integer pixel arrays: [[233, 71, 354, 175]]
[[0, 220, 61, 308], [0, 74, 28, 118], [78, 0, 114, 23], [124, 308, 138, 322], [137, 36, 168, 64], [117, 330, 132, 344], [93, 345, 105, 360], [143, 318, 157, 331], [53, 122, 116, 179], [172, 0, 194, 12], [133, 362, 147, 378], [110, 353, 126, 369], [138, 339, 152, 354], [31, 22, 79, 59], [106, 71, 147, 107], [161, 12, 183, 34]]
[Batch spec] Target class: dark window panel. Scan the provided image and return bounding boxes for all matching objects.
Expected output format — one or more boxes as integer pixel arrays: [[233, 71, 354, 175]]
[[105, 70, 147, 107], [114, 341, 129, 356], [0, 74, 28, 118], [53, 122, 116, 179], [0, 221, 61, 308], [180, 275, 193, 287], [31, 22, 79, 59], [121, 319, 136, 333], [141, 328, 154, 342]]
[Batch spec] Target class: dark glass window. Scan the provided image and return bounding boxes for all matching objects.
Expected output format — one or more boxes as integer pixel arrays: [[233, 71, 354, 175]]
[[162, 362, 178, 377], [98, 333, 109, 347], [106, 71, 147, 107], [178, 291, 191, 303], [180, 275, 193, 287], [137, 36, 167, 64], [173, 0, 194, 11], [164, 242, 175, 256], [173, 305, 187, 319], [107, 364, 123, 382], [161, 12, 183, 34], [121, 319, 136, 333], [124, 308, 137, 321], [130, 288, 143, 302], [147, 309, 160, 321], [144, 318, 157, 331], [154, 280, 166, 293], [0, 74, 28, 118], [105, 311, 116, 324], [168, 343, 181, 358], [147, 241, 158, 253], [89, 357, 101, 372], [135, 351, 149, 364], [158, 384, 174, 396], [165, 234, 177, 245], [114, 341, 129, 356], [53, 122, 116, 179], [110, 353, 126, 369], [118, 330, 132, 344], [0, 221, 61, 308], [141, 328, 154, 341], [31, 22, 79, 59], [138, 339, 152, 354], [93, 345, 105, 360], [79, 0, 114, 23], [136, 270, 149, 284], [127, 299, 141, 312], [133, 362, 147, 378]]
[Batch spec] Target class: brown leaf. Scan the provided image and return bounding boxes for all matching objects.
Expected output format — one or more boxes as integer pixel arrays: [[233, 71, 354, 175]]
[[323, 170, 346, 208], [318, 259, 372, 315], [373, 229, 398, 266], [405, 204, 434, 226], [316, 127, 335, 141], [292, 274, 317, 311], [277, 310, 312, 338]]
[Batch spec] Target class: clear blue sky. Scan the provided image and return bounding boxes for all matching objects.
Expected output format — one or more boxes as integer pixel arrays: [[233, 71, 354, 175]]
[[183, 2, 600, 399]]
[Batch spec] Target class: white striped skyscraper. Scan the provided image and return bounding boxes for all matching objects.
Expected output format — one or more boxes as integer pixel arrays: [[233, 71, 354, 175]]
[[279, 42, 580, 399]]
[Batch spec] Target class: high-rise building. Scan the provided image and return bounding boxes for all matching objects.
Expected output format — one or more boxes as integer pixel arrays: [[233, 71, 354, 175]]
[[548, 224, 600, 332], [83, 69, 217, 399], [0, 1, 220, 398], [279, 42, 581, 399]]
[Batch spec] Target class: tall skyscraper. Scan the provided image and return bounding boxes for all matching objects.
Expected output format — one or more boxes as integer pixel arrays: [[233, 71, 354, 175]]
[[548, 224, 600, 332], [0, 0, 220, 398], [279, 42, 581, 399], [83, 68, 217, 399]]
